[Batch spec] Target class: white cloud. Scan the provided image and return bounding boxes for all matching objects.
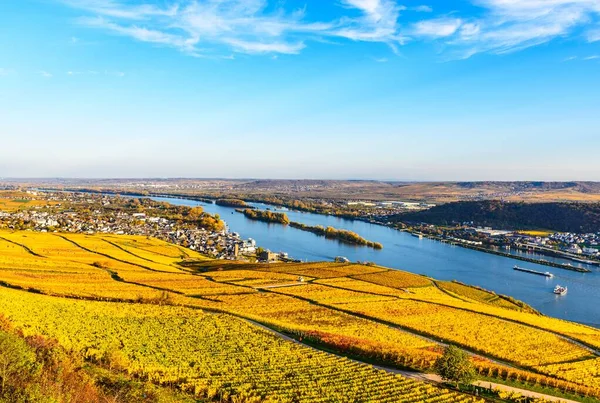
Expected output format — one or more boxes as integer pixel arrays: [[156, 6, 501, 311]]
[[56, 0, 600, 59], [449, 0, 600, 56], [39, 71, 53, 78], [584, 55, 599, 60], [413, 5, 433, 13], [60, 0, 179, 20], [413, 18, 463, 37], [78, 16, 199, 54], [66, 70, 126, 77], [62, 0, 407, 56], [588, 28, 600, 41], [0, 68, 16, 76], [334, 0, 405, 43], [224, 39, 305, 54], [459, 23, 481, 39]]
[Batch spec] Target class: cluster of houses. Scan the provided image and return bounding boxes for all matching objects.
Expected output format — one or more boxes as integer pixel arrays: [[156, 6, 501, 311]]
[[348, 200, 435, 212], [0, 205, 258, 261], [412, 223, 600, 264], [471, 228, 600, 258], [547, 232, 600, 257]]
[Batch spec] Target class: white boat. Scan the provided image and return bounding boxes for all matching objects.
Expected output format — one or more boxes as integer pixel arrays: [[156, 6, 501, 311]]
[[554, 285, 567, 296]]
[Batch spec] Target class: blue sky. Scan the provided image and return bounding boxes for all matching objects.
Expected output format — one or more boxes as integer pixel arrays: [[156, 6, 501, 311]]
[[1, 0, 599, 180]]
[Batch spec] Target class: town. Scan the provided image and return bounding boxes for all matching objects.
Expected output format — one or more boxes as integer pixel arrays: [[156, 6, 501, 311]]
[[0, 191, 260, 261], [407, 222, 600, 267]]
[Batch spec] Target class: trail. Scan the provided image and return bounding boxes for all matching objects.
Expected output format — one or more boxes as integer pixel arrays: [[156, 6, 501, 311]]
[[254, 282, 308, 289]]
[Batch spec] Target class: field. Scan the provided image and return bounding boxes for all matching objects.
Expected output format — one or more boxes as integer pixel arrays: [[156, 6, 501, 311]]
[[516, 230, 555, 237], [0, 229, 599, 400], [0, 196, 57, 211]]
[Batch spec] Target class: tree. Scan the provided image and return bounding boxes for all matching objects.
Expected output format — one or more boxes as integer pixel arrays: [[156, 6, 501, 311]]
[[434, 345, 476, 388]]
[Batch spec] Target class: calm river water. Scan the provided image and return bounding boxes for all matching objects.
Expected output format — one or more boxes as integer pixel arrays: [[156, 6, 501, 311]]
[[153, 196, 600, 327]]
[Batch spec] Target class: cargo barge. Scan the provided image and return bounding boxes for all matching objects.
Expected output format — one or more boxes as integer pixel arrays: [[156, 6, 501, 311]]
[[513, 265, 554, 278]]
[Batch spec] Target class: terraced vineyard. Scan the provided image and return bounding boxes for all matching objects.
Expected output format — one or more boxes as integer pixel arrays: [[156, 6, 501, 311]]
[[0, 229, 599, 400], [0, 288, 474, 403]]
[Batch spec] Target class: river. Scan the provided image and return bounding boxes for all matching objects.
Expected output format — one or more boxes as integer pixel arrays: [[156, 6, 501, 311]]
[[151, 196, 599, 327]]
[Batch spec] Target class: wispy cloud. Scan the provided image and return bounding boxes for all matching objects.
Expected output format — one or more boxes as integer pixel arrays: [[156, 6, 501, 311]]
[[60, 0, 406, 57], [584, 55, 600, 60], [412, 5, 433, 13], [223, 39, 305, 54], [39, 71, 53, 78], [66, 70, 125, 77], [60, 0, 179, 20], [56, 0, 600, 59], [79, 16, 199, 54], [588, 28, 600, 42], [442, 0, 600, 57], [412, 18, 462, 38], [334, 0, 406, 43], [0, 68, 15, 76]]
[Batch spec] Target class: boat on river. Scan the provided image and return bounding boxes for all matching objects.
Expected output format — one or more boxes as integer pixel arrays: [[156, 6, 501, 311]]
[[554, 285, 568, 296], [513, 265, 554, 278]]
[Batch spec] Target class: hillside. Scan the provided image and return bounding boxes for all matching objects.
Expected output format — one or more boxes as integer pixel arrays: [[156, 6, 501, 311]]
[[397, 200, 600, 232], [7, 179, 600, 203], [0, 230, 599, 401]]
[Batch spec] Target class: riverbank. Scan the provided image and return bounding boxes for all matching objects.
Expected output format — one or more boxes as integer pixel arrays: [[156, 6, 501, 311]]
[[406, 230, 591, 273], [513, 243, 600, 267]]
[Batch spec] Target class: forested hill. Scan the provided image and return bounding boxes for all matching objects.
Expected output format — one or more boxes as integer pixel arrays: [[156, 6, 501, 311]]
[[396, 201, 600, 232]]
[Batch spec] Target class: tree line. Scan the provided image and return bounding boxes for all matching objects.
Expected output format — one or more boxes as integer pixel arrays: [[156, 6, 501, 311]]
[[289, 222, 383, 249]]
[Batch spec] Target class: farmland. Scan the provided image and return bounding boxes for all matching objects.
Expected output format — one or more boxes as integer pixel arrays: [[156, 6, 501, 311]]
[[0, 229, 599, 400], [0, 196, 57, 211]]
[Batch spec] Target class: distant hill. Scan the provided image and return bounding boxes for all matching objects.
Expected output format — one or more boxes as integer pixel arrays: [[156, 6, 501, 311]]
[[5, 179, 600, 203], [396, 201, 600, 232]]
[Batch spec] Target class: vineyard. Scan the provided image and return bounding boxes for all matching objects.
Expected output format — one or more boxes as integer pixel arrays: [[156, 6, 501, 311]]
[[0, 287, 483, 403], [0, 229, 600, 400]]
